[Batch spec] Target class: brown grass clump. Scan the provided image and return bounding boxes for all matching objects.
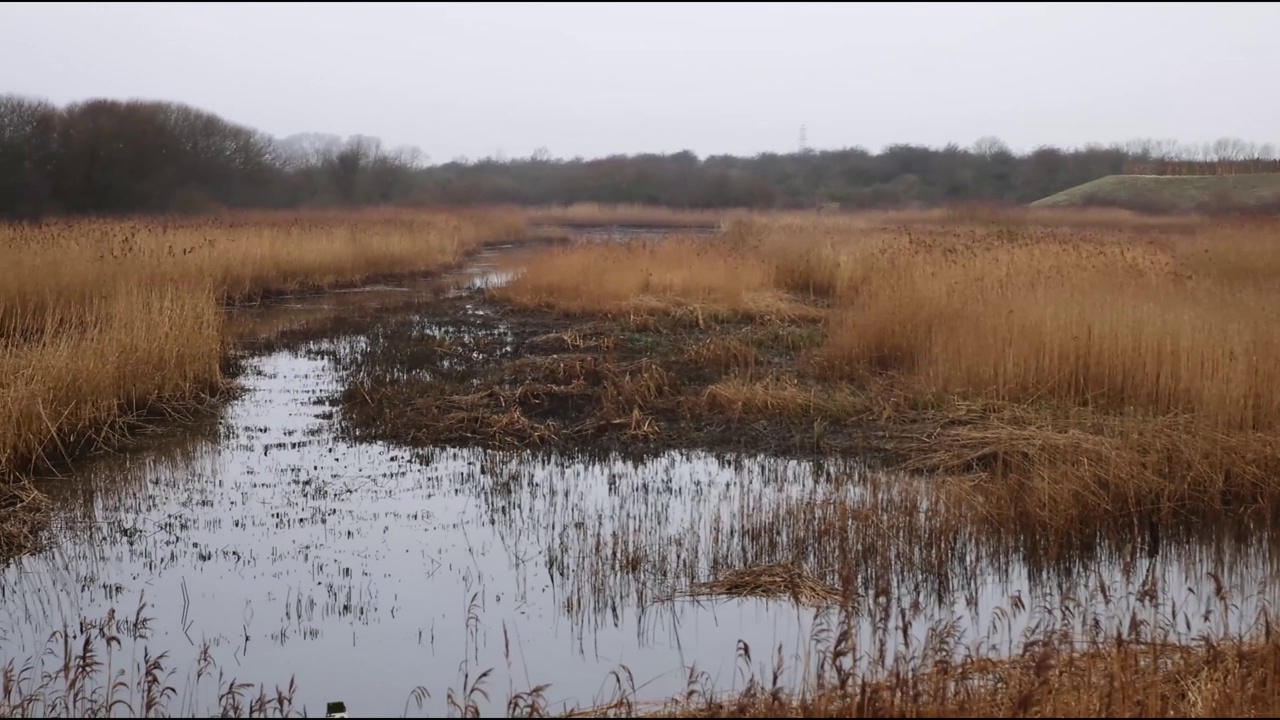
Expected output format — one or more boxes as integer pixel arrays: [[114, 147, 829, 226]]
[[0, 208, 524, 479], [662, 562, 843, 608], [0, 208, 524, 328], [346, 351, 677, 451]]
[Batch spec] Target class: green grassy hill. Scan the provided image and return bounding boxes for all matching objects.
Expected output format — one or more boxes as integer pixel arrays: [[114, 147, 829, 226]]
[[1032, 174, 1280, 213]]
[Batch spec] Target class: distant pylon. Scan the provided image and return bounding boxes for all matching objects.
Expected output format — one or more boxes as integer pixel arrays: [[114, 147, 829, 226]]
[[799, 125, 808, 153]]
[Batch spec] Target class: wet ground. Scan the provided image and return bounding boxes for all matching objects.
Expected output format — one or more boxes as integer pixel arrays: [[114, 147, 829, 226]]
[[4, 236, 1280, 717]]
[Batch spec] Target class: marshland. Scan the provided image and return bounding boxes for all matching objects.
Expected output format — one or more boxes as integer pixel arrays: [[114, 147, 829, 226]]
[[4, 200, 1280, 718], [5, 2, 1280, 706]]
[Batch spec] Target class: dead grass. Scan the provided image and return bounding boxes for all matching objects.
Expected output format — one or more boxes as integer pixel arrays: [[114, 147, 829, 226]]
[[568, 565, 1280, 719], [0, 208, 523, 499], [661, 562, 843, 608], [822, 221, 1280, 432], [0, 284, 225, 477], [497, 235, 822, 321], [646, 637, 1280, 718], [0, 481, 48, 558], [489, 209, 1280, 522]]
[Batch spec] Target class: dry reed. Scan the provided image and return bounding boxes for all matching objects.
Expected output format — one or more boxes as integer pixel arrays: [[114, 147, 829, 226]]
[[493, 209, 1280, 520], [498, 236, 819, 321], [661, 562, 843, 608], [0, 208, 523, 478]]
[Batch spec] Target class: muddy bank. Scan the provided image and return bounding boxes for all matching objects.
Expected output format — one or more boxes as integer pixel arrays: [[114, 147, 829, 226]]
[[327, 293, 877, 460]]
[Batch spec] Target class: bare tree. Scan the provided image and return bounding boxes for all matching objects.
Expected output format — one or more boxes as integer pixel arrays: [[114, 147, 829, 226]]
[[972, 136, 1011, 159]]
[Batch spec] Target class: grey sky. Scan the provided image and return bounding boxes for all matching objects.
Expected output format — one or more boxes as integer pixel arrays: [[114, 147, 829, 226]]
[[3, 2, 1277, 162]]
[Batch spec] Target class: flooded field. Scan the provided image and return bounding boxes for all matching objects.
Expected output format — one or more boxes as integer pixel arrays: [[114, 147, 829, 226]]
[[5, 237, 1280, 717]]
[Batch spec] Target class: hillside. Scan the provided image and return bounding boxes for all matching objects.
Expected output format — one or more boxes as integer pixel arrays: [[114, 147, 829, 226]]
[[1032, 174, 1280, 213]]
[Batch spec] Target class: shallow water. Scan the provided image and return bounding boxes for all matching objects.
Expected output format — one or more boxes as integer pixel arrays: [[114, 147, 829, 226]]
[[4, 243, 1280, 717]]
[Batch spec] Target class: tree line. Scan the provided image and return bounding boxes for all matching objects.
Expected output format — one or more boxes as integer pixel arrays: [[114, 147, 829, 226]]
[[2, 94, 1276, 218], [1123, 160, 1280, 176], [0, 96, 428, 218]]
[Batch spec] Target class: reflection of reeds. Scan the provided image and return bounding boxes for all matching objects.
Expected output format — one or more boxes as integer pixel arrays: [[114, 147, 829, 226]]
[[8, 441, 1280, 716], [13, 571, 1279, 717], [451, 450, 1280, 646], [578, 575, 1280, 718]]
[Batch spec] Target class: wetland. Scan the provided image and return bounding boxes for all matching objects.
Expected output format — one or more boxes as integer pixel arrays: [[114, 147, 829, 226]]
[[6, 210, 1280, 717]]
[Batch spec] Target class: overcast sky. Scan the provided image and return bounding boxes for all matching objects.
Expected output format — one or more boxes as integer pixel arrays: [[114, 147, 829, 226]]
[[3, 2, 1277, 162]]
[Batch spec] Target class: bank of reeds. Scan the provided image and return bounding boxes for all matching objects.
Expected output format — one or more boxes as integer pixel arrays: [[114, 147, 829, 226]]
[[648, 632, 1280, 718], [0, 209, 523, 481], [496, 209, 1280, 522], [498, 236, 819, 321]]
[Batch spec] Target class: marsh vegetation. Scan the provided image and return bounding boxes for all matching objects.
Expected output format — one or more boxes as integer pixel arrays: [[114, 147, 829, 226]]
[[3, 206, 1280, 717]]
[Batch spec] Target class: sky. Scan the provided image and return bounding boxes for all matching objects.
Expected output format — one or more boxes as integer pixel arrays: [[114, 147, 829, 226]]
[[2, 2, 1278, 162]]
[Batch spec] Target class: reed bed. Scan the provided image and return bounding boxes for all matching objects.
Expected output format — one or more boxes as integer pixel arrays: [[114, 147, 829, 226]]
[[494, 209, 1280, 521], [0, 209, 523, 554]]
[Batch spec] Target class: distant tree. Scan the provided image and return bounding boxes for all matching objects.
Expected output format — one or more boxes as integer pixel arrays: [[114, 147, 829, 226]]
[[0, 94, 59, 218], [972, 135, 1011, 159]]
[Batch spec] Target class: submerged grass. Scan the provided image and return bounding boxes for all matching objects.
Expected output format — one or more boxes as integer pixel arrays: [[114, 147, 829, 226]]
[[1, 598, 300, 718], [9, 575, 1280, 718]]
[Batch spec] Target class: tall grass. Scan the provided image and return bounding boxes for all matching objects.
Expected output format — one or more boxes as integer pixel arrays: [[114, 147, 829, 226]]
[[495, 209, 1280, 519], [0, 209, 524, 477], [823, 221, 1280, 431], [502, 237, 789, 316], [500, 211, 1280, 430]]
